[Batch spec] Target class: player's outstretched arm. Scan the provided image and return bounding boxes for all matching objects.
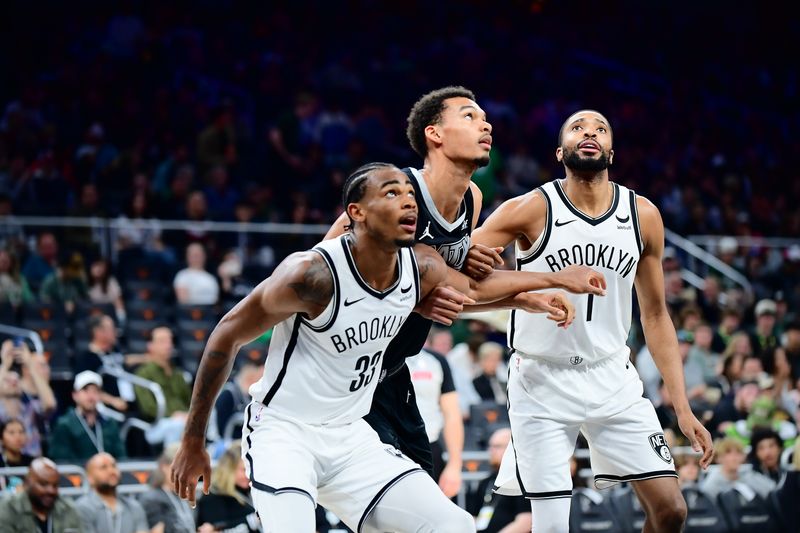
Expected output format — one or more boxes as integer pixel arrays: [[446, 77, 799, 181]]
[[172, 251, 333, 506], [634, 197, 714, 469], [324, 212, 350, 240]]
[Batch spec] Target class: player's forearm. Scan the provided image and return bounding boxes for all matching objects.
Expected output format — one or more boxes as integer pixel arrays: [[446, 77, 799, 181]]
[[642, 312, 692, 416], [183, 330, 239, 441], [442, 414, 464, 468], [462, 293, 529, 312], [468, 270, 558, 303]]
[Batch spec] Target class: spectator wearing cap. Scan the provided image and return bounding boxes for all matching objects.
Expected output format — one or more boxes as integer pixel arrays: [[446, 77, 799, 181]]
[[699, 437, 776, 500], [48, 370, 126, 461], [750, 299, 780, 365]]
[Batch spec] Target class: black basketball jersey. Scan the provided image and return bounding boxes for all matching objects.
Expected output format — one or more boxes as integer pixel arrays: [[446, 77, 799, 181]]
[[381, 167, 475, 375]]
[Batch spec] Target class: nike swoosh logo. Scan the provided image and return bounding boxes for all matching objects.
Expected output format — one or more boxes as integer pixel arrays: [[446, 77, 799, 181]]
[[554, 219, 576, 227], [344, 297, 366, 307], [616, 215, 630, 223], [401, 284, 413, 293]]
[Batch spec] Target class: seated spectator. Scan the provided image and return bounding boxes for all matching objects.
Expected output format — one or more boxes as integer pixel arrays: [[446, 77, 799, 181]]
[[699, 437, 776, 500], [0, 249, 33, 306], [472, 341, 507, 405], [214, 361, 262, 440], [675, 454, 700, 488], [18, 348, 57, 415], [713, 308, 743, 354], [173, 242, 219, 305], [48, 370, 126, 461], [74, 314, 138, 413], [0, 418, 33, 493], [21, 231, 58, 292], [0, 340, 52, 456], [134, 327, 190, 446], [750, 299, 780, 365], [784, 321, 800, 388], [75, 452, 149, 533], [466, 428, 531, 533], [196, 442, 260, 533], [87, 258, 126, 323], [0, 457, 83, 532], [708, 379, 760, 438], [39, 251, 89, 314], [748, 428, 785, 483], [139, 443, 195, 533]]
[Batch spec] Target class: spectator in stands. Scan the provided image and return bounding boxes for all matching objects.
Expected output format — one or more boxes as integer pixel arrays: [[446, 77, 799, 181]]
[[0, 248, 33, 306], [139, 443, 195, 533], [675, 454, 700, 488], [48, 370, 126, 461], [472, 341, 507, 405], [87, 258, 126, 323], [690, 323, 721, 381], [39, 251, 89, 314], [697, 275, 723, 327], [447, 332, 484, 417], [75, 452, 150, 533], [173, 242, 219, 305], [65, 183, 107, 256], [783, 321, 800, 388], [466, 428, 531, 533], [714, 352, 745, 397], [196, 442, 260, 533], [0, 457, 83, 531], [21, 231, 58, 292], [197, 102, 238, 174], [407, 348, 464, 498], [0, 418, 33, 467], [203, 165, 240, 221], [213, 361, 262, 440], [0, 194, 25, 251], [751, 299, 780, 362], [73, 314, 135, 413], [708, 378, 760, 437], [713, 307, 743, 353], [0, 339, 53, 456], [699, 437, 775, 499], [748, 429, 785, 483], [17, 346, 57, 415], [134, 327, 190, 446]]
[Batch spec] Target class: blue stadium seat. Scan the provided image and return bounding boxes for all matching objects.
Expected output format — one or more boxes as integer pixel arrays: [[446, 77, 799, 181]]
[[610, 485, 646, 533], [717, 484, 780, 532], [682, 486, 728, 532], [569, 487, 622, 532]]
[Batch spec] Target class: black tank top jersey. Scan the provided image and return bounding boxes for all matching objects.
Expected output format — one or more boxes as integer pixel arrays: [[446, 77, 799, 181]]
[[381, 167, 475, 375]]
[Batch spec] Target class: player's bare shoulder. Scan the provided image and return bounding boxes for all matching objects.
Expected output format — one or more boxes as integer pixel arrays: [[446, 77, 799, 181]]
[[272, 250, 334, 309], [475, 187, 548, 248], [633, 194, 665, 253], [412, 244, 447, 288]]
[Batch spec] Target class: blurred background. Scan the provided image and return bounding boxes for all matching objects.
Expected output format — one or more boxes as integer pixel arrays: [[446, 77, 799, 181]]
[[0, 1, 798, 532]]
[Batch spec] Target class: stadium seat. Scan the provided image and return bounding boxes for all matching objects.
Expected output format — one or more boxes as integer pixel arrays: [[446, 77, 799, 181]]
[[569, 487, 622, 532], [176, 304, 218, 322], [610, 485, 646, 533], [125, 300, 167, 322], [717, 484, 780, 532], [235, 338, 269, 367], [770, 471, 799, 532], [123, 280, 165, 303], [0, 301, 17, 325], [682, 486, 728, 532], [21, 302, 66, 322], [124, 320, 160, 352], [74, 301, 116, 320], [470, 401, 510, 427]]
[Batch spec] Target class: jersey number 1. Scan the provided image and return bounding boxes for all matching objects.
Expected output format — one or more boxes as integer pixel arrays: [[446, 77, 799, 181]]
[[586, 294, 594, 322], [350, 350, 382, 392]]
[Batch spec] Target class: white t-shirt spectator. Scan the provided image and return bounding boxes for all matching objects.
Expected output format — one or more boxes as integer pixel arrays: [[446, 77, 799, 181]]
[[173, 268, 219, 305]]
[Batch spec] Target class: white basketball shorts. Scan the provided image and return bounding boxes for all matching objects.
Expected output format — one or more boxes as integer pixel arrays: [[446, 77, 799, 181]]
[[241, 401, 425, 531], [494, 350, 676, 499]]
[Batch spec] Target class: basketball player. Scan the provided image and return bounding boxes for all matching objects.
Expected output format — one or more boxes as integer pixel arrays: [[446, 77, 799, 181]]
[[171, 163, 598, 532], [325, 87, 606, 486], [471, 110, 714, 532]]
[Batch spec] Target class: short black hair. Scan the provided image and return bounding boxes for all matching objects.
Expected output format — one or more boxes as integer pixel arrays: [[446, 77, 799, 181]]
[[557, 109, 612, 146], [748, 428, 782, 460], [88, 314, 110, 333], [341, 162, 396, 230], [406, 86, 476, 158]]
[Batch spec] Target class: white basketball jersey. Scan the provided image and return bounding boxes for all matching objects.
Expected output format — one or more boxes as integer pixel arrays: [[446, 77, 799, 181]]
[[249, 235, 420, 425], [509, 179, 643, 365]]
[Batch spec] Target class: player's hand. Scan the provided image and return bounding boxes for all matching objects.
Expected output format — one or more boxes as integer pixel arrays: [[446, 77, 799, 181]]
[[677, 413, 714, 469], [438, 462, 462, 498], [415, 286, 475, 325], [171, 439, 211, 508], [554, 265, 606, 295], [462, 244, 504, 280], [518, 292, 575, 328]]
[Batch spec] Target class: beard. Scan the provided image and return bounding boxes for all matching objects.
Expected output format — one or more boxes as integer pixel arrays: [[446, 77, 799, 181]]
[[562, 147, 610, 173], [473, 154, 491, 168], [95, 481, 118, 495], [395, 237, 416, 248]]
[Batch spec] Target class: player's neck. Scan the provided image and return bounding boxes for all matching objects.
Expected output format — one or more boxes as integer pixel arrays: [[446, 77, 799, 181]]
[[421, 155, 474, 222], [347, 233, 400, 291], [561, 173, 612, 218]]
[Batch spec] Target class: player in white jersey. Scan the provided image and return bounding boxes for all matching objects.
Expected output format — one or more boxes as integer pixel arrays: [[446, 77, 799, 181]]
[[169, 162, 603, 532], [471, 110, 714, 532]]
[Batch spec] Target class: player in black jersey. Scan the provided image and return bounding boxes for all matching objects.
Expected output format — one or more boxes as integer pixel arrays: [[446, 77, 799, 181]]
[[326, 88, 606, 495]]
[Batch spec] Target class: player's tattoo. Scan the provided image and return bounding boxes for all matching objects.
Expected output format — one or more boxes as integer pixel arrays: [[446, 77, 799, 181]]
[[417, 254, 436, 282], [289, 254, 333, 306], [184, 349, 231, 438]]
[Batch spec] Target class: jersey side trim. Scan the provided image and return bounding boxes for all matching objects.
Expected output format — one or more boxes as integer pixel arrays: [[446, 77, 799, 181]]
[[629, 190, 644, 254], [594, 470, 678, 484], [518, 186, 553, 265], [261, 316, 302, 406], [553, 179, 620, 226], [408, 247, 421, 305], [299, 247, 340, 333]]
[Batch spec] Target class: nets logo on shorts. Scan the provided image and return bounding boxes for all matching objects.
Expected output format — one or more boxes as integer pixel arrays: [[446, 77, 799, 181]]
[[648, 432, 672, 463], [569, 356, 583, 365]]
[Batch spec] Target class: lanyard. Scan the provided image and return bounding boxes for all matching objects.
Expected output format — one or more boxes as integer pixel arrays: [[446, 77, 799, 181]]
[[76, 411, 104, 453]]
